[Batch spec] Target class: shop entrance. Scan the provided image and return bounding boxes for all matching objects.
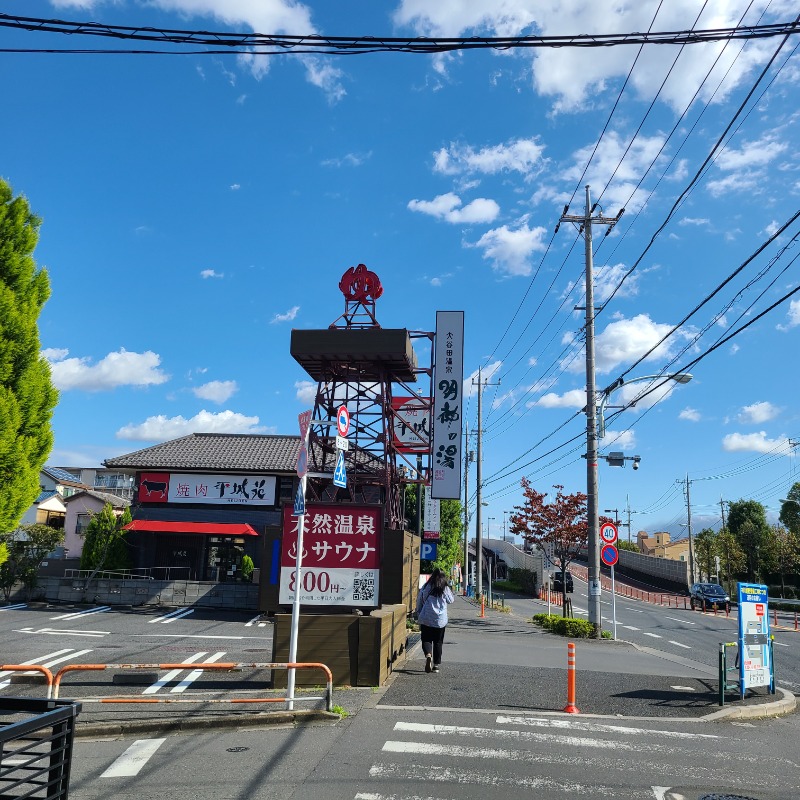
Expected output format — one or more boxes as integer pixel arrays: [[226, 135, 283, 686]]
[[206, 537, 245, 582]]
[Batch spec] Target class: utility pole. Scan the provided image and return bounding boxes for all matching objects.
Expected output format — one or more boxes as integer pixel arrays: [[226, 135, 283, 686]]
[[560, 186, 622, 638], [625, 494, 633, 545], [463, 439, 474, 595], [681, 474, 696, 586], [473, 365, 500, 600], [720, 496, 727, 531]]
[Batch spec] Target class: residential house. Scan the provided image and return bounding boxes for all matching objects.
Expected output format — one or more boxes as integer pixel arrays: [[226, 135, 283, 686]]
[[62, 490, 132, 561]]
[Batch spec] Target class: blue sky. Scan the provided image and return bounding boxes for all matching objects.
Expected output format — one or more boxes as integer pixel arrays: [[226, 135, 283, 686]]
[[3, 0, 799, 539]]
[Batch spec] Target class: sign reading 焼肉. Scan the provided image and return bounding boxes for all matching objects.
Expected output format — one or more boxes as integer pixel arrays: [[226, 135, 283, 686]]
[[280, 505, 382, 607], [431, 310, 464, 499], [138, 472, 276, 505], [737, 582, 772, 695]]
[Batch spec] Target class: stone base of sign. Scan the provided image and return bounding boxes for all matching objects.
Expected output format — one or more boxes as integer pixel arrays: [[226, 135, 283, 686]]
[[271, 603, 409, 688]]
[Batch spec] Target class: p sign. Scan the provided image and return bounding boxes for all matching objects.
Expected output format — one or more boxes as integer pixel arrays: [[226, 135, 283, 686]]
[[421, 542, 438, 561]]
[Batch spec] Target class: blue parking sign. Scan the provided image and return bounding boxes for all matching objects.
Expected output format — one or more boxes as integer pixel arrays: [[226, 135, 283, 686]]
[[421, 542, 437, 561]]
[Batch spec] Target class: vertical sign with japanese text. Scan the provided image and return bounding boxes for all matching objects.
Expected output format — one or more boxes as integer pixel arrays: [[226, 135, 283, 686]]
[[431, 311, 464, 499], [423, 485, 440, 540], [737, 582, 772, 693]]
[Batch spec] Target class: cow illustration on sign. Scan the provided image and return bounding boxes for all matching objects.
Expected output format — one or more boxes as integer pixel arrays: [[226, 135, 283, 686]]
[[339, 264, 383, 302]]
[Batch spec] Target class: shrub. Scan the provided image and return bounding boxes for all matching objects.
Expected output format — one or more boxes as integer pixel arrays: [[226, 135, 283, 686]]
[[241, 555, 254, 583], [531, 613, 595, 638], [508, 568, 537, 595]]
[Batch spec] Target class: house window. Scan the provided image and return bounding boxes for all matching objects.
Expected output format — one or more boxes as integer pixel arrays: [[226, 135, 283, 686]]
[[279, 476, 294, 502]]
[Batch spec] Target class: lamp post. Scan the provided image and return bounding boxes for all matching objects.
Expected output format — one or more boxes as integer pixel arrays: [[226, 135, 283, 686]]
[[598, 373, 693, 438]]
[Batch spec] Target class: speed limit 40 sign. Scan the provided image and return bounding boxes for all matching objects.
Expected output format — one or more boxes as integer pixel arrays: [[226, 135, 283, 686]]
[[599, 521, 618, 544]]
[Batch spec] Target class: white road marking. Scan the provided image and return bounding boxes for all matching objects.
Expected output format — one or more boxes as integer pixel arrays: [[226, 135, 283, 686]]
[[0, 649, 73, 680], [13, 628, 108, 638], [623, 607, 645, 613], [171, 651, 226, 693], [773, 641, 790, 647], [670, 686, 696, 691], [50, 606, 110, 621], [133, 634, 262, 640], [665, 616, 695, 625], [0, 649, 93, 686], [621, 625, 640, 631], [160, 608, 195, 624], [144, 652, 208, 695], [496, 716, 719, 738], [394, 722, 666, 752], [101, 738, 165, 778], [642, 632, 662, 638], [0, 603, 27, 611], [245, 615, 260, 627], [148, 608, 195, 624], [668, 640, 691, 649]]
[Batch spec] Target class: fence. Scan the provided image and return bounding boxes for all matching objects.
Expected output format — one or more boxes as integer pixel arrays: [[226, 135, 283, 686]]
[[0, 697, 82, 799], [1, 662, 333, 712]]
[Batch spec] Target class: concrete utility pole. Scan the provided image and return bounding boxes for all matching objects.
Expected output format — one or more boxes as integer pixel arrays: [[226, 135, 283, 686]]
[[473, 366, 500, 600], [463, 441, 474, 595], [560, 186, 622, 638], [682, 474, 696, 586], [720, 496, 727, 530], [626, 494, 633, 544]]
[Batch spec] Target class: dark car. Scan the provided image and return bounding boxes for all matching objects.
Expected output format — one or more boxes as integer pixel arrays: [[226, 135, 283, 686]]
[[689, 582, 730, 612], [552, 571, 574, 594]]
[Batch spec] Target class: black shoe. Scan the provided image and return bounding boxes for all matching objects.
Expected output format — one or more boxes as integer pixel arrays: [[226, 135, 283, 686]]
[[425, 654, 432, 673], [432, 665, 440, 673]]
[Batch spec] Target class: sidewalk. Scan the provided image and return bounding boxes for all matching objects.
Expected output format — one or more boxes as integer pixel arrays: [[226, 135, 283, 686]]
[[377, 594, 795, 721]]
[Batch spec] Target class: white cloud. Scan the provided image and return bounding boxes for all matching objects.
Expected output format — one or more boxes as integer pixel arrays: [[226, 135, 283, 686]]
[[295, 380, 317, 405], [394, 2, 784, 114], [201, 269, 224, 279], [678, 217, 710, 226], [764, 220, 781, 237], [722, 431, 793, 455], [230, 183, 241, 190], [679, 407, 701, 422], [777, 298, 800, 331], [193, 380, 238, 403], [707, 135, 789, 197], [271, 305, 300, 324], [433, 138, 546, 179], [464, 361, 502, 399], [45, 349, 169, 391], [408, 192, 500, 224], [322, 152, 372, 168], [737, 401, 780, 425], [601, 429, 636, 451], [470, 218, 548, 276], [566, 314, 692, 375], [533, 389, 585, 409], [730, 343, 740, 355], [117, 409, 270, 441]]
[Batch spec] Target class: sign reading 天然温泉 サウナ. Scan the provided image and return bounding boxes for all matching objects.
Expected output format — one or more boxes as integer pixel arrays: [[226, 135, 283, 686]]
[[431, 310, 464, 499], [138, 472, 276, 505], [279, 505, 382, 607], [738, 583, 772, 693]]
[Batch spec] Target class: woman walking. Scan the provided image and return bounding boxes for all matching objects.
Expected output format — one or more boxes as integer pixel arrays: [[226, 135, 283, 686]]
[[415, 568, 455, 673]]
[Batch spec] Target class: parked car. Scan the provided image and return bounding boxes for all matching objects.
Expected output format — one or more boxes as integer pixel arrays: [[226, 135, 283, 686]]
[[689, 582, 730, 612], [552, 571, 574, 594]]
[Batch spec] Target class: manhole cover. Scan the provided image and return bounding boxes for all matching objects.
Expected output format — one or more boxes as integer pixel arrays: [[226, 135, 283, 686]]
[[226, 747, 249, 753]]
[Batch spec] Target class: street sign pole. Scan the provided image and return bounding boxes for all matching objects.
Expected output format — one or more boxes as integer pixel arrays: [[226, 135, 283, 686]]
[[611, 564, 617, 641], [287, 410, 312, 711]]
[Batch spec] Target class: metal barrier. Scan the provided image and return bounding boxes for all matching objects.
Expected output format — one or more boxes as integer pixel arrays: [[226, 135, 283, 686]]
[[0, 697, 81, 799], [2, 662, 333, 711]]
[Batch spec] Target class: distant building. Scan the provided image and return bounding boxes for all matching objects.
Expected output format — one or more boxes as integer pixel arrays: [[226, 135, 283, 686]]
[[49, 466, 135, 501], [62, 490, 132, 560], [636, 530, 690, 562]]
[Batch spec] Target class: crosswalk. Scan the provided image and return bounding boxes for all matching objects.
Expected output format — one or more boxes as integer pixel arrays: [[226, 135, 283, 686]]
[[352, 714, 784, 799]]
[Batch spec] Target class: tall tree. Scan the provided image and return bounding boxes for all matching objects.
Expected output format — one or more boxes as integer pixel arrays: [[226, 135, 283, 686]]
[[716, 527, 746, 595], [693, 528, 718, 582], [509, 480, 595, 579], [0, 523, 63, 600], [0, 179, 58, 533], [779, 482, 800, 535], [727, 499, 770, 581], [404, 484, 463, 577], [762, 524, 800, 599]]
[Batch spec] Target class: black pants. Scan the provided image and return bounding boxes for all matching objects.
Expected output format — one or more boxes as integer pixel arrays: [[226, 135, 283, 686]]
[[420, 624, 446, 665]]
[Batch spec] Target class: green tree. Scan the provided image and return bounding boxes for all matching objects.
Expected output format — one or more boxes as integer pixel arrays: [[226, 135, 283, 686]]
[[0, 523, 64, 600], [779, 482, 800, 535], [694, 528, 718, 582], [727, 499, 770, 582], [617, 540, 639, 553], [404, 484, 463, 577], [80, 504, 132, 574], [716, 527, 746, 595], [762, 524, 800, 599], [0, 179, 58, 533]]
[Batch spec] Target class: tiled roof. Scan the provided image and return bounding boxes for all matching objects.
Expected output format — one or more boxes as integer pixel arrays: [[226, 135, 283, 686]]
[[103, 433, 301, 472], [34, 490, 60, 504], [63, 489, 131, 508]]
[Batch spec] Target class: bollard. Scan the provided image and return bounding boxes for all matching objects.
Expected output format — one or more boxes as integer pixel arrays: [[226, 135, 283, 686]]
[[773, 608, 778, 627], [480, 595, 485, 618], [795, 612, 798, 631], [564, 642, 579, 714]]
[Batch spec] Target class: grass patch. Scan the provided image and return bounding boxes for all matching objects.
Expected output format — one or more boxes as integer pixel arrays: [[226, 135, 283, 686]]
[[531, 612, 596, 638], [491, 579, 523, 594], [330, 704, 349, 717]]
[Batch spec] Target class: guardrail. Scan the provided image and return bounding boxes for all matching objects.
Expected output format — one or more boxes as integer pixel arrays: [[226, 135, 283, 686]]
[[1, 662, 333, 712]]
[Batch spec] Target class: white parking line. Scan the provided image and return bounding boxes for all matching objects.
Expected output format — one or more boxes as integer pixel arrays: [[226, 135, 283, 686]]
[[0, 603, 27, 611], [144, 652, 208, 695], [245, 615, 261, 627], [101, 739, 165, 778], [50, 606, 110, 621], [171, 651, 226, 693], [0, 649, 93, 686]]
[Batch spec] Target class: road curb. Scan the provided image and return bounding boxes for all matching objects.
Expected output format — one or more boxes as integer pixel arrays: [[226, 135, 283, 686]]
[[75, 709, 341, 739], [700, 686, 796, 721]]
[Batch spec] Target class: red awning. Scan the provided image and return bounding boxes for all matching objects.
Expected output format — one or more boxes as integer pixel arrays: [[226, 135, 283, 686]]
[[123, 520, 259, 536]]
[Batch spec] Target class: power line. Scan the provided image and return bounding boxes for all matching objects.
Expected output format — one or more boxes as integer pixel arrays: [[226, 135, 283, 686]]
[[1, 14, 799, 55]]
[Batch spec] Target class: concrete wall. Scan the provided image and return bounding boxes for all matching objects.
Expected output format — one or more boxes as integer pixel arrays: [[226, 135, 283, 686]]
[[617, 548, 690, 591], [483, 538, 544, 587], [10, 577, 259, 610]]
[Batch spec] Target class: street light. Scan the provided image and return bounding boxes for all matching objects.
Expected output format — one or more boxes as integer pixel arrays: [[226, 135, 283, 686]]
[[598, 373, 693, 438]]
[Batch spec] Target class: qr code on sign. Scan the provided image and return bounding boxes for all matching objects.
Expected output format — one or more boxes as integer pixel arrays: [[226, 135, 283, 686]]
[[353, 576, 375, 602]]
